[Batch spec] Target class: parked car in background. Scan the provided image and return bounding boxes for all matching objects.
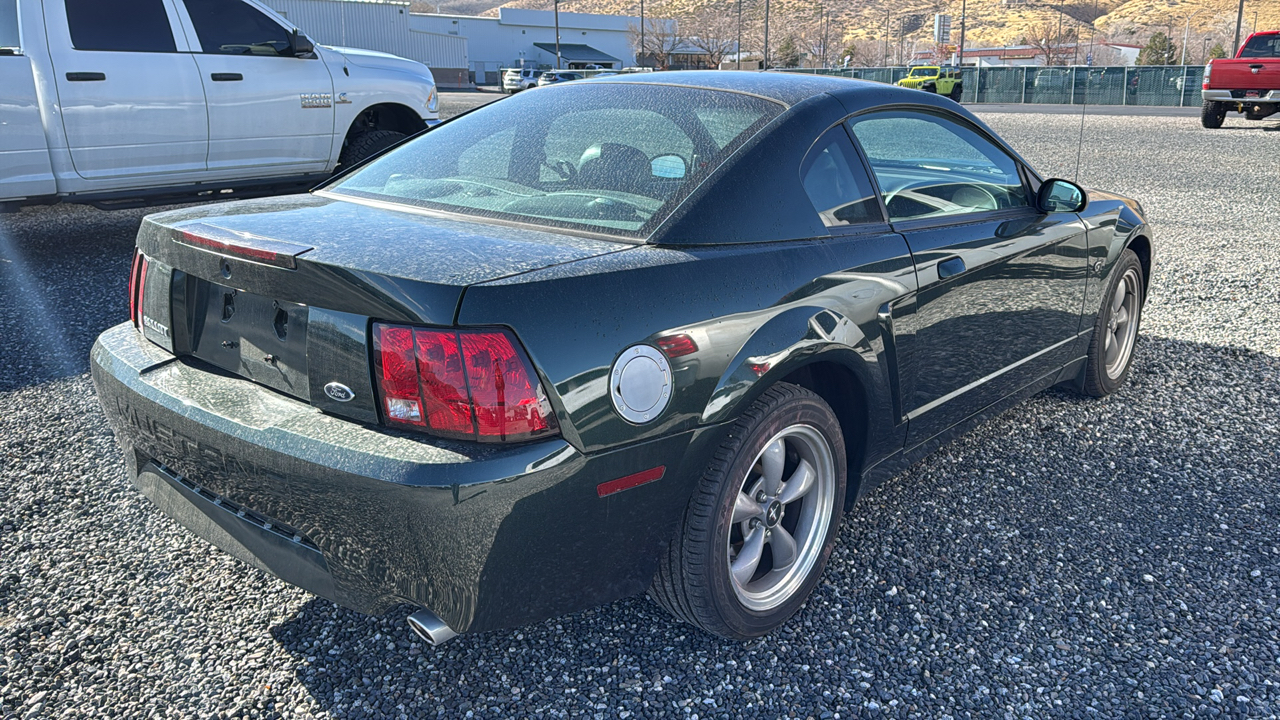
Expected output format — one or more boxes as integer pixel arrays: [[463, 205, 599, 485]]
[[93, 72, 1152, 645], [0, 0, 438, 212], [536, 71, 584, 87], [502, 67, 544, 93], [1201, 30, 1280, 127], [896, 66, 963, 101]]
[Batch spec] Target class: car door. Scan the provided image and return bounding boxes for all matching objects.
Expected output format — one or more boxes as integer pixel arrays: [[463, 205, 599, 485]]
[[176, 0, 334, 173], [42, 0, 208, 179], [847, 108, 1087, 448]]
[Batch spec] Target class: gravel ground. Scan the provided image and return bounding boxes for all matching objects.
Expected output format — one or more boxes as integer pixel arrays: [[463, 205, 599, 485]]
[[2, 106, 1278, 719]]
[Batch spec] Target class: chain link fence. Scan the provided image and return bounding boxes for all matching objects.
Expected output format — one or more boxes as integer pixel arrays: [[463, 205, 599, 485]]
[[785, 66, 1207, 107]]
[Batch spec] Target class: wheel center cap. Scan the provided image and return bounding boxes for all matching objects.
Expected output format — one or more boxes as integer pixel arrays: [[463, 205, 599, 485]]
[[764, 500, 783, 528]]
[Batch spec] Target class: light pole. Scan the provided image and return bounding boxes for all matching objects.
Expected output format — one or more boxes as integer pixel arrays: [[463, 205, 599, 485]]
[[821, 7, 829, 68], [637, 0, 645, 68], [957, 0, 967, 68], [1231, 0, 1245, 56], [554, 0, 561, 69], [736, 0, 742, 69], [1180, 8, 1204, 65], [1201, 36, 1211, 63], [763, 0, 770, 69]]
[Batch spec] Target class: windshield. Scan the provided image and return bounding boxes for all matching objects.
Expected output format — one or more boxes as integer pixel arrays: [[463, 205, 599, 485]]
[[1240, 34, 1279, 58], [0, 0, 18, 50], [908, 67, 936, 77], [327, 83, 782, 237]]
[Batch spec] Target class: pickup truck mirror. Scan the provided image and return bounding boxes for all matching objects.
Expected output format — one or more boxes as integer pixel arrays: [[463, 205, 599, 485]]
[[291, 30, 315, 58], [1037, 178, 1088, 214]]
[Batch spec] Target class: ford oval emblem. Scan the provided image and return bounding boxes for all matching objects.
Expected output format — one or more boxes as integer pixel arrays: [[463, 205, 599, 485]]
[[324, 382, 355, 403]]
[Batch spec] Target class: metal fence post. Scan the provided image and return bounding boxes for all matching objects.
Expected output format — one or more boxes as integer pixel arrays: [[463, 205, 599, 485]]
[[1021, 66, 1027, 103]]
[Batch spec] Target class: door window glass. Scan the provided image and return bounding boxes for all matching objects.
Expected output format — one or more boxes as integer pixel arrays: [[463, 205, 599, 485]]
[[800, 127, 882, 227], [183, 0, 293, 56], [65, 0, 176, 53], [1, 0, 18, 50], [848, 110, 1029, 222]]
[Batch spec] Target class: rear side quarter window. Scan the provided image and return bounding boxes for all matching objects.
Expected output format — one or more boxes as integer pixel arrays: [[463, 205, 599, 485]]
[[64, 0, 177, 53], [800, 126, 883, 228]]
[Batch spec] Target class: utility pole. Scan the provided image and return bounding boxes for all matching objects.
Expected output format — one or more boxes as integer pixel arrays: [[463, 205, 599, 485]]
[[821, 7, 829, 68], [1231, 0, 1245, 56], [554, 0, 561, 68], [1055, 0, 1063, 65], [639, 0, 645, 68], [957, 0, 967, 67], [763, 0, 770, 69], [884, 9, 891, 66], [736, 0, 742, 69]]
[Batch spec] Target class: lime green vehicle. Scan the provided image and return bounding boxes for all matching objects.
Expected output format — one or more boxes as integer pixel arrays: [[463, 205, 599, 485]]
[[896, 66, 964, 101]]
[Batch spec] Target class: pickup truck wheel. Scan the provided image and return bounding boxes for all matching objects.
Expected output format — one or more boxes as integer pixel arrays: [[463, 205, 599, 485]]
[[949, 83, 963, 101], [649, 383, 846, 640], [1081, 249, 1144, 397], [339, 129, 407, 169], [1201, 101, 1227, 129]]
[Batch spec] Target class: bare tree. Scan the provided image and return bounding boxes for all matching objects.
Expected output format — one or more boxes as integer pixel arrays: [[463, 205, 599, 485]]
[[628, 16, 685, 69], [683, 5, 738, 67], [1023, 20, 1077, 65]]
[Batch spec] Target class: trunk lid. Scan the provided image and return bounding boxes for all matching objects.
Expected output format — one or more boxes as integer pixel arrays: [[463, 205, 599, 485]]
[[133, 194, 627, 419]]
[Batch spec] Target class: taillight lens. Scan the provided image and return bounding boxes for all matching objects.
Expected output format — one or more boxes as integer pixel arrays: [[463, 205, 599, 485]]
[[129, 250, 149, 329], [1202, 61, 1211, 89], [372, 323, 558, 443]]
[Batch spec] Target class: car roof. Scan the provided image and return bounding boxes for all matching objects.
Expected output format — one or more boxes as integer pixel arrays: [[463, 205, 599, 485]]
[[593, 70, 915, 108]]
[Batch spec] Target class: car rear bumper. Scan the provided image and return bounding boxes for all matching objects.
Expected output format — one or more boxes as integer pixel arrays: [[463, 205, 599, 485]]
[[91, 323, 713, 635], [1202, 89, 1280, 103]]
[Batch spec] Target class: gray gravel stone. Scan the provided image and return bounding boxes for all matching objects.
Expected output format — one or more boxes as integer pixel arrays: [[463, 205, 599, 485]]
[[1, 107, 1278, 719]]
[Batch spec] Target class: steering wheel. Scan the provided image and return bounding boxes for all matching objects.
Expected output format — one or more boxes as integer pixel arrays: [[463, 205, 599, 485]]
[[883, 181, 998, 214], [543, 160, 578, 182]]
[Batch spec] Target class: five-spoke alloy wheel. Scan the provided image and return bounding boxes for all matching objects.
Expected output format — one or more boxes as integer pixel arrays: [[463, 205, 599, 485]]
[[1082, 248, 1145, 396], [651, 383, 846, 640]]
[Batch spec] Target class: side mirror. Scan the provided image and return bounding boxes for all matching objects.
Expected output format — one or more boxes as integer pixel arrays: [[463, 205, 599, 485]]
[[291, 30, 315, 58], [1037, 178, 1087, 213], [651, 154, 686, 179]]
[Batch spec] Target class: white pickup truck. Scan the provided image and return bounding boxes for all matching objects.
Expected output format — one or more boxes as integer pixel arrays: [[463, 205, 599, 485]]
[[0, 0, 439, 211]]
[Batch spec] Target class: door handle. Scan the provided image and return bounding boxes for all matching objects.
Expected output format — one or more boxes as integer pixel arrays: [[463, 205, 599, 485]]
[[66, 72, 105, 82], [210, 73, 243, 82], [937, 256, 967, 279]]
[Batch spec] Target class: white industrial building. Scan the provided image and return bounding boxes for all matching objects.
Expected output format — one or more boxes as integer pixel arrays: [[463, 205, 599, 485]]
[[414, 8, 639, 85], [262, 0, 640, 88]]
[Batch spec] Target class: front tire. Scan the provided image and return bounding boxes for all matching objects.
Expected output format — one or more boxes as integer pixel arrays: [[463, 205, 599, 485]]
[[338, 129, 406, 170], [1201, 100, 1227, 128], [650, 383, 847, 640], [1081, 249, 1145, 397]]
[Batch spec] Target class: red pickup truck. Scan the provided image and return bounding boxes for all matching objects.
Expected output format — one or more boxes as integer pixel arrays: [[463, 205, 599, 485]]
[[1201, 31, 1280, 128]]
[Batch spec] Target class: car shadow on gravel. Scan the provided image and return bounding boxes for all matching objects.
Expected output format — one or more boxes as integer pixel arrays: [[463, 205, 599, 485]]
[[265, 334, 1279, 718]]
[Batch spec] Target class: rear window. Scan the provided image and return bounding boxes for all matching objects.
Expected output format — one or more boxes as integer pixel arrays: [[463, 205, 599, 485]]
[[1239, 35, 1279, 58], [327, 83, 782, 238]]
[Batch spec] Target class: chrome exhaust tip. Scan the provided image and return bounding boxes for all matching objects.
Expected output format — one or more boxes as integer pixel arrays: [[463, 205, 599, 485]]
[[407, 609, 458, 646]]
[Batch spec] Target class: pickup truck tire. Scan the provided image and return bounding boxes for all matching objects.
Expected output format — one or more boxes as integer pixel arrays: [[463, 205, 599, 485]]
[[339, 130, 407, 169], [1201, 101, 1227, 129], [949, 84, 963, 102]]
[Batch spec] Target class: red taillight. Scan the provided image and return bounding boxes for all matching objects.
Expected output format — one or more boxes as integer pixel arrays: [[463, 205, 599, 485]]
[[127, 249, 142, 326], [656, 333, 698, 358], [130, 251, 149, 329], [373, 323, 558, 443]]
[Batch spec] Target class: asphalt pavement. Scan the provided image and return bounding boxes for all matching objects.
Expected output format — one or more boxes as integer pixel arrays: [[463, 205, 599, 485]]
[[1, 98, 1277, 719]]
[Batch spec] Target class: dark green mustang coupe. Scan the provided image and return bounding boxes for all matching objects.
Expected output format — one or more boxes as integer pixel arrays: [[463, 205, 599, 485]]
[[92, 71, 1152, 644]]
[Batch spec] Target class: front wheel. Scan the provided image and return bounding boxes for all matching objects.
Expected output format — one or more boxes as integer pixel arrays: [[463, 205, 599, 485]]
[[650, 383, 846, 640], [338, 129, 407, 170], [1201, 100, 1227, 128], [1081, 249, 1145, 396]]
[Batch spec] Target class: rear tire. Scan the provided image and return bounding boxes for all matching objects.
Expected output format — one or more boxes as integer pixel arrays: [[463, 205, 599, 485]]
[[1080, 249, 1145, 397], [650, 383, 847, 640], [338, 129, 406, 170], [1201, 101, 1227, 129], [949, 83, 963, 102]]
